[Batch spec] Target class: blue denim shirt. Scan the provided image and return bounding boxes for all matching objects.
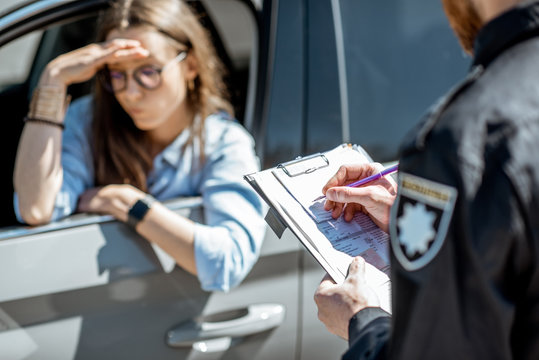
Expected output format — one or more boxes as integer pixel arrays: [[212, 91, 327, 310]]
[[14, 95, 267, 292]]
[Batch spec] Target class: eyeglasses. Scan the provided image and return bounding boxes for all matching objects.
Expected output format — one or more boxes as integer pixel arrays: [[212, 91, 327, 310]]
[[99, 51, 188, 92]]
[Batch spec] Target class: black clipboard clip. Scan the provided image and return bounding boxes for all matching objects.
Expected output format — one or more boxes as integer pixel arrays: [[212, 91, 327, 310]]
[[277, 153, 329, 177]]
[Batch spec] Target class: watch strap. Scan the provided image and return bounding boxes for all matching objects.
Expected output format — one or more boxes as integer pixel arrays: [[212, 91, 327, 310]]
[[127, 194, 155, 227]]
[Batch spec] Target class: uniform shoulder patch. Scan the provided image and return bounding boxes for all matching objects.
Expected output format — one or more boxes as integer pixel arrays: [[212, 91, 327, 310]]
[[390, 173, 457, 271]]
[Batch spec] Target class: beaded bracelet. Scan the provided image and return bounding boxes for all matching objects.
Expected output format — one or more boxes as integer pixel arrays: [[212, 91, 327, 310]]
[[24, 116, 65, 130]]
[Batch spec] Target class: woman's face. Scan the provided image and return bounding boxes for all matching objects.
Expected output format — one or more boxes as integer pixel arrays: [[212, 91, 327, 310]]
[[105, 27, 196, 132]]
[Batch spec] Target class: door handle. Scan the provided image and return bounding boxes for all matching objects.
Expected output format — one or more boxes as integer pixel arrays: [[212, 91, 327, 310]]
[[166, 303, 285, 350]]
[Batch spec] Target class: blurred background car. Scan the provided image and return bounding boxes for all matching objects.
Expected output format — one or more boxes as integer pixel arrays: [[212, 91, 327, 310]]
[[0, 0, 469, 359]]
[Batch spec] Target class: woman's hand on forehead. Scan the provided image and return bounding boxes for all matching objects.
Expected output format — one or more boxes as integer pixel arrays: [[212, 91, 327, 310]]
[[103, 38, 150, 66], [39, 38, 151, 87]]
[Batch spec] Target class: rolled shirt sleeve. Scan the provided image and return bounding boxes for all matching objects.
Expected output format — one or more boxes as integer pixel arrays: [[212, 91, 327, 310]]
[[14, 100, 266, 292], [193, 118, 267, 291]]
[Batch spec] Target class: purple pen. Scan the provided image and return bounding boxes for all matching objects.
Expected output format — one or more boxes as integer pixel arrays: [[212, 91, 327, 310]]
[[313, 163, 399, 202]]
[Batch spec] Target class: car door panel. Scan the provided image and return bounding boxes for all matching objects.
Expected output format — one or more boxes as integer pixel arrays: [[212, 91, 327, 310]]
[[0, 199, 301, 359], [0, 0, 473, 358]]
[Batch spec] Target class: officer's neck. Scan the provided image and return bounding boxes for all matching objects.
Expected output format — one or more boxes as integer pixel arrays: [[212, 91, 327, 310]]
[[473, 0, 525, 23]]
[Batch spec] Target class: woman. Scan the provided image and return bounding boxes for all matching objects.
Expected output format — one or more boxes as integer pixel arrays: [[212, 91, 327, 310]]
[[13, 0, 266, 292]]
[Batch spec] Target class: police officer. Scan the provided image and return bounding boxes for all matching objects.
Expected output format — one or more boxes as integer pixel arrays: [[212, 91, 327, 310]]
[[314, 0, 539, 359]]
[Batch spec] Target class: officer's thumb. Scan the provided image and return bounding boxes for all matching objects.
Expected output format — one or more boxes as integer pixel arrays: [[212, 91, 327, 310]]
[[345, 257, 367, 285], [326, 186, 355, 203]]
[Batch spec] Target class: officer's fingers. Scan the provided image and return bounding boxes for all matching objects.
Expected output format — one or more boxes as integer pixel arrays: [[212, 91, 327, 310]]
[[331, 201, 345, 219], [370, 162, 385, 172], [345, 257, 367, 286], [323, 164, 378, 192], [343, 163, 383, 182], [322, 165, 350, 193], [324, 199, 335, 211], [326, 186, 373, 206], [315, 274, 337, 295], [382, 175, 399, 195], [318, 273, 335, 287], [343, 203, 363, 222]]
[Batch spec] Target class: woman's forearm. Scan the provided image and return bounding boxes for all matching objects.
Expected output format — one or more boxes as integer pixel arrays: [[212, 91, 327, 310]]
[[13, 76, 67, 225], [136, 203, 197, 275], [77, 185, 198, 274], [14, 125, 64, 225]]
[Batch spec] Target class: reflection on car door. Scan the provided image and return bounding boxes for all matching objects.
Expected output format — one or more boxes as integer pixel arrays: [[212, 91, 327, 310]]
[[0, 199, 303, 359]]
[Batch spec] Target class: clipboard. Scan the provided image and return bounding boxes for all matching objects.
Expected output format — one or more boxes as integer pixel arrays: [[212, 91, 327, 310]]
[[277, 152, 329, 177], [244, 144, 392, 313]]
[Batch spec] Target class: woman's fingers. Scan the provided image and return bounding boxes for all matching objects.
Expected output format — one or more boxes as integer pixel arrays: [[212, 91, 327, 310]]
[[96, 40, 149, 66], [102, 38, 143, 49], [48, 39, 150, 85]]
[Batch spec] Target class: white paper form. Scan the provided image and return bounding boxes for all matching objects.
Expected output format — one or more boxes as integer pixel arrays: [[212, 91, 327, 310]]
[[273, 144, 371, 222], [248, 144, 391, 312], [250, 166, 391, 312], [272, 144, 390, 272]]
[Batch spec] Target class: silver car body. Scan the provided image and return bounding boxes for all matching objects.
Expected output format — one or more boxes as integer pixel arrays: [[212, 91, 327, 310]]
[[0, 0, 468, 359]]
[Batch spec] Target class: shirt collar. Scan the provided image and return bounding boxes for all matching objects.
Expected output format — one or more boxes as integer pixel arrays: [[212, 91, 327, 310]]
[[155, 114, 201, 168], [473, 1, 539, 68]]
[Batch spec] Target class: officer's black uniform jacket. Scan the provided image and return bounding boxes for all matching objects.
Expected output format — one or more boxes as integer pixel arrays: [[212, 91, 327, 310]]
[[344, 2, 539, 360]]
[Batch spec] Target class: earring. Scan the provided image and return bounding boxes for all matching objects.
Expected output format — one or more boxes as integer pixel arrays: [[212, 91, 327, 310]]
[[188, 79, 195, 92]]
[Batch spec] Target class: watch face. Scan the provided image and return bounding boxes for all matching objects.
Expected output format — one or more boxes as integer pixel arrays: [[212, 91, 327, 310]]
[[127, 195, 155, 227]]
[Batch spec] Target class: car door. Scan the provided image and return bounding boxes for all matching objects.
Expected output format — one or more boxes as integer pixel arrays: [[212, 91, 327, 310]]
[[0, 1, 307, 359], [0, 0, 470, 359]]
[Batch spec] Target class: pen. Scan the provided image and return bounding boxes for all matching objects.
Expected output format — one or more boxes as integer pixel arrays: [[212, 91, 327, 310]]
[[313, 163, 399, 202]]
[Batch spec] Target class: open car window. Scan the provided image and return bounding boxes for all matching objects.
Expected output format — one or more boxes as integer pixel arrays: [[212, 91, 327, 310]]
[[0, 0, 258, 229], [25, 1, 256, 119]]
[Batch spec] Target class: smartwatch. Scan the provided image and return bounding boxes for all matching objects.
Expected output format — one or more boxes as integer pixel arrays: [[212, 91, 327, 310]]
[[127, 194, 156, 227]]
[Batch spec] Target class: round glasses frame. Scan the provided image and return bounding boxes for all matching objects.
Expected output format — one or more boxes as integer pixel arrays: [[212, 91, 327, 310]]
[[98, 51, 188, 93]]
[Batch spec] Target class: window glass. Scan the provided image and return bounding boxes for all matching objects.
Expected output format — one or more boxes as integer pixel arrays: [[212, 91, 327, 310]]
[[0, 31, 41, 90], [0, 0, 19, 14], [263, 0, 305, 167], [203, 0, 255, 69], [305, 0, 343, 154], [0, 0, 256, 227], [340, 0, 469, 162], [202, 0, 256, 122]]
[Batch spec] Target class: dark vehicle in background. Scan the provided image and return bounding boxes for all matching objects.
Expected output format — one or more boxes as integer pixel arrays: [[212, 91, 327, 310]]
[[0, 0, 468, 359]]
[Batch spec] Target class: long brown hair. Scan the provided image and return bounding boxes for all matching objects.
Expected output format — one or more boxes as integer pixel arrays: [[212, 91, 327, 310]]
[[92, 0, 233, 190]]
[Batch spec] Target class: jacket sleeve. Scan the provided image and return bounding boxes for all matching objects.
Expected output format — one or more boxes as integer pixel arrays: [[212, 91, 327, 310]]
[[343, 307, 391, 360]]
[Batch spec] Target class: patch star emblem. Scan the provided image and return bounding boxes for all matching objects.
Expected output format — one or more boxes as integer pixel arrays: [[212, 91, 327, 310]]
[[398, 203, 436, 257], [390, 173, 457, 271]]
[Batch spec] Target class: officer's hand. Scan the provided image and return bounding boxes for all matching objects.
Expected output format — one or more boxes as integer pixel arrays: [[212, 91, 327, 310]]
[[314, 257, 380, 340], [322, 163, 397, 233]]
